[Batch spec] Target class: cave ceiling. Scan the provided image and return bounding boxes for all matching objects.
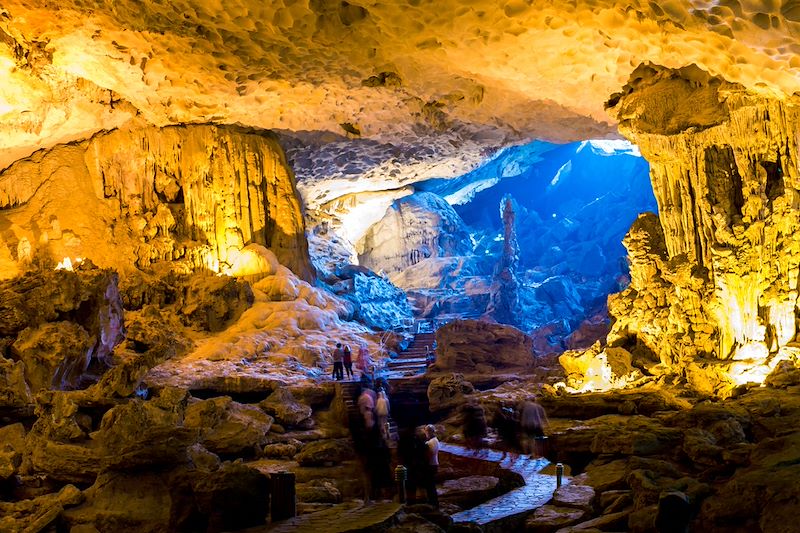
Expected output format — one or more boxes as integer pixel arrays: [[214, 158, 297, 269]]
[[2, 0, 800, 175]]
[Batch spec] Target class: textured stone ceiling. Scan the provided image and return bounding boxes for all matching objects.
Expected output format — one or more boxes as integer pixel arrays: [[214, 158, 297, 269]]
[[3, 0, 800, 170]]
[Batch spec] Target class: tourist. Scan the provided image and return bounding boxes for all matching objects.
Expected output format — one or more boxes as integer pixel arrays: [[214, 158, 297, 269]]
[[423, 424, 440, 507], [331, 343, 344, 381], [375, 388, 390, 441], [425, 345, 435, 368], [357, 343, 370, 374], [343, 344, 354, 379], [358, 387, 376, 430], [519, 398, 549, 458], [462, 398, 487, 449]]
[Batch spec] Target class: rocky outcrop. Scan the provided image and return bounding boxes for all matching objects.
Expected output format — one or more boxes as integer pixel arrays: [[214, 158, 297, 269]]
[[435, 319, 534, 372], [175, 274, 254, 332], [259, 388, 312, 427], [330, 268, 413, 331], [588, 64, 800, 395], [0, 124, 313, 281], [294, 438, 356, 466], [427, 374, 476, 413], [184, 396, 273, 455], [358, 192, 472, 275], [1, 267, 124, 392]]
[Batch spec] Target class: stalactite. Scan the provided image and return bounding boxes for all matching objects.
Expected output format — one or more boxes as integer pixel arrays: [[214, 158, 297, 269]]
[[0, 124, 314, 282]]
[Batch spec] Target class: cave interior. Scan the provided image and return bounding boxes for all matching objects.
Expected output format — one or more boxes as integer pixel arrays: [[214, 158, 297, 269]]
[[3, 2, 800, 532]]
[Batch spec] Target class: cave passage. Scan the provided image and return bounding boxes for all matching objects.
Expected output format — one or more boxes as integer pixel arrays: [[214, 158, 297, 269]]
[[406, 139, 656, 345]]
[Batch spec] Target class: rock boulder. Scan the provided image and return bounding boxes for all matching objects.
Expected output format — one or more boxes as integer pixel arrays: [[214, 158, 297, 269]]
[[435, 320, 534, 372]]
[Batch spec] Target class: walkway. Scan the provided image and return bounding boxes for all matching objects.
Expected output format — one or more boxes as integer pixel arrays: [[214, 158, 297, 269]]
[[441, 443, 568, 528], [249, 502, 401, 533]]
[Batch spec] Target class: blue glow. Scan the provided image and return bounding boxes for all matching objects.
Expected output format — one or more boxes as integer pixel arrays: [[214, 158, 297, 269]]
[[416, 138, 657, 336]]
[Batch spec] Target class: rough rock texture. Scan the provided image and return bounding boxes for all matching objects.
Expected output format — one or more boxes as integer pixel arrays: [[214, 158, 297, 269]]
[[331, 269, 414, 331], [435, 319, 534, 372], [599, 64, 800, 395], [9, 0, 800, 174], [258, 388, 312, 427], [1, 267, 124, 392], [526, 505, 587, 533], [0, 124, 312, 281], [184, 396, 273, 455], [427, 374, 476, 413], [175, 274, 254, 332], [438, 475, 500, 509], [294, 438, 356, 466], [358, 192, 472, 275], [485, 195, 522, 326]]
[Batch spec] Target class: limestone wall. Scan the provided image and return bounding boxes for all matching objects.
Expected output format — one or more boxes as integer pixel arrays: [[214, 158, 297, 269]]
[[605, 64, 800, 393], [0, 124, 313, 281]]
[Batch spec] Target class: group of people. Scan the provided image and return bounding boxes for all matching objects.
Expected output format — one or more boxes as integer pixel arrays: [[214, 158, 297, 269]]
[[352, 384, 393, 502], [332, 342, 373, 381], [396, 424, 440, 507], [358, 386, 391, 440], [331, 342, 353, 380]]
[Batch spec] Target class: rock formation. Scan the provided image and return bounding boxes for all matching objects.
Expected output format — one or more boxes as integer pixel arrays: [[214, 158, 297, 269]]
[[1, 267, 124, 393], [435, 319, 534, 373], [0, 124, 312, 281], [580, 65, 800, 394], [485, 195, 521, 326], [358, 192, 472, 275]]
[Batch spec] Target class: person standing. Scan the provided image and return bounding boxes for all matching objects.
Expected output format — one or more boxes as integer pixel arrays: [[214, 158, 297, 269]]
[[423, 425, 440, 507], [358, 388, 376, 430], [357, 344, 371, 374], [343, 344, 354, 379], [519, 398, 549, 457], [332, 343, 344, 381], [375, 389, 390, 441]]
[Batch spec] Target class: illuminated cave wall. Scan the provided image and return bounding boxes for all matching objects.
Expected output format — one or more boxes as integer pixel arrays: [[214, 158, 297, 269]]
[[606, 64, 800, 392], [0, 124, 313, 281]]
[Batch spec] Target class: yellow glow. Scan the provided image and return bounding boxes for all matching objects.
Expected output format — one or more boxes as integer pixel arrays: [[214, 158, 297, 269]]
[[558, 350, 637, 393], [55, 257, 83, 271], [728, 344, 795, 386]]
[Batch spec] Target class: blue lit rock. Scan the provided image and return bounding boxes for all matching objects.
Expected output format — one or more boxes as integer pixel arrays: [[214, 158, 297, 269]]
[[359, 192, 472, 275]]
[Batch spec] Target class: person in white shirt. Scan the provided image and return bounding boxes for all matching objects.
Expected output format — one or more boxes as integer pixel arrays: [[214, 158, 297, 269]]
[[375, 389, 390, 441], [424, 424, 439, 507]]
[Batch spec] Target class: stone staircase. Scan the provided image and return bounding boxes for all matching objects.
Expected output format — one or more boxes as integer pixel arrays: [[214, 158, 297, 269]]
[[386, 331, 436, 376]]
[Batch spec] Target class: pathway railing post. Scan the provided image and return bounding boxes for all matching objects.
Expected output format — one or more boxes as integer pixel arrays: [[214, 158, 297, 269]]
[[556, 462, 564, 488], [394, 464, 408, 503], [270, 471, 296, 522]]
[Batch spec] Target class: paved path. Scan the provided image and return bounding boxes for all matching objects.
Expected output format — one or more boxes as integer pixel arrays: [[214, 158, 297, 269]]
[[247, 502, 402, 533], [441, 443, 568, 526]]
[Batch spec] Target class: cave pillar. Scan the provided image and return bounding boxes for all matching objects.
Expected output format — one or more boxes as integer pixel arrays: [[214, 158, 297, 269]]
[[605, 64, 800, 391]]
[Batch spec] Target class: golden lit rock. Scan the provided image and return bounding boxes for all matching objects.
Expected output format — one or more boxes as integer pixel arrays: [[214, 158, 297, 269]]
[[0, 124, 312, 281], [603, 64, 800, 395]]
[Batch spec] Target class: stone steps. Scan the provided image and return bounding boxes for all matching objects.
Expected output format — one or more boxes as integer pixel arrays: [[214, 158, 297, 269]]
[[386, 331, 437, 376]]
